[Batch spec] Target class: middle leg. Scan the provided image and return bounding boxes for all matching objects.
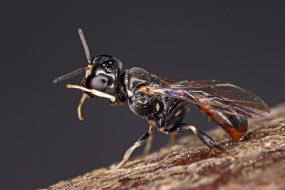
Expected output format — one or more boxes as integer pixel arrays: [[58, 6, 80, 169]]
[[142, 101, 190, 155], [143, 125, 153, 156], [163, 101, 190, 145]]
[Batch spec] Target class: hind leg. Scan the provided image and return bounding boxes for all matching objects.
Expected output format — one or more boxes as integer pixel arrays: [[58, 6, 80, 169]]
[[197, 106, 248, 141], [158, 123, 225, 153]]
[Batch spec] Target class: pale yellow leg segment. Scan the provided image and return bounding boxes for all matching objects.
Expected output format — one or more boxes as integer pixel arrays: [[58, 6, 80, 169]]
[[112, 127, 152, 170], [113, 142, 142, 170], [143, 126, 153, 156], [143, 134, 153, 156], [168, 133, 175, 146], [77, 93, 89, 120], [66, 84, 116, 102]]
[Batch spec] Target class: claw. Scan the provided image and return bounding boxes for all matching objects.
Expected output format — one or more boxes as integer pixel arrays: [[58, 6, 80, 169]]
[[211, 145, 237, 159], [111, 160, 126, 170]]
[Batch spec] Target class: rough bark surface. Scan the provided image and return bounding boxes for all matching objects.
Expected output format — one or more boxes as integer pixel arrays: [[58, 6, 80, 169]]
[[41, 104, 285, 190]]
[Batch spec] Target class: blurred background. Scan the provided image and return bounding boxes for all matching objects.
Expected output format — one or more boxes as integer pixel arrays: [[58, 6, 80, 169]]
[[1, 1, 284, 189]]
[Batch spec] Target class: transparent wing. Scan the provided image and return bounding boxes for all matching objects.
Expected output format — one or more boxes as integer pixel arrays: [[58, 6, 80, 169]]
[[143, 80, 270, 118]]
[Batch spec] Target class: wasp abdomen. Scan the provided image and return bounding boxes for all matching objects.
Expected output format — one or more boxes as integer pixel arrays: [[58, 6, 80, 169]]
[[198, 105, 248, 141]]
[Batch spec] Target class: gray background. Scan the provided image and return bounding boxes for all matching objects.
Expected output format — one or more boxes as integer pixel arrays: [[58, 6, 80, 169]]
[[1, 1, 284, 189]]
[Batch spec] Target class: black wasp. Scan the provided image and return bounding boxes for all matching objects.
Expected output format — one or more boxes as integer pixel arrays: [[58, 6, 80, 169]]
[[53, 29, 270, 169]]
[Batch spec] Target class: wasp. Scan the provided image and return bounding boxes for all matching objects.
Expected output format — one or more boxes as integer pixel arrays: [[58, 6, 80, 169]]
[[53, 29, 270, 169]]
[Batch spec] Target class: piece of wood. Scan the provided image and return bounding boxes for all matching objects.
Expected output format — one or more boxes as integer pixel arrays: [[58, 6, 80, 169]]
[[40, 104, 285, 190]]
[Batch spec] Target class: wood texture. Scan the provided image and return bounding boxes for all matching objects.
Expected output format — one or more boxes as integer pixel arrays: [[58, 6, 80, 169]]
[[41, 103, 285, 190]]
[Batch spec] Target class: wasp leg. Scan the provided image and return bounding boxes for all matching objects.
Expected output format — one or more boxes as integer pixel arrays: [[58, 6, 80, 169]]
[[197, 106, 248, 141], [143, 125, 153, 156], [142, 133, 153, 156], [163, 101, 190, 146], [113, 128, 151, 170], [168, 133, 175, 146], [77, 93, 89, 120], [159, 123, 225, 154]]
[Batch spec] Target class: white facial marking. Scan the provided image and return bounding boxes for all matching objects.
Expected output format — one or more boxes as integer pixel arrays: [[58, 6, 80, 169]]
[[95, 70, 116, 89], [189, 126, 198, 135], [155, 103, 160, 112], [127, 89, 133, 97], [85, 65, 93, 78]]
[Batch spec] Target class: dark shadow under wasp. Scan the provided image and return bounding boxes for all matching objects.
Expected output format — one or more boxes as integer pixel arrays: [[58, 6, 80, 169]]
[[53, 29, 270, 169]]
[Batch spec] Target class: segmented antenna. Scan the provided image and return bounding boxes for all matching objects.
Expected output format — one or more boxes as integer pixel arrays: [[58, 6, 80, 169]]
[[78, 28, 91, 63], [53, 28, 92, 84], [52, 67, 86, 83]]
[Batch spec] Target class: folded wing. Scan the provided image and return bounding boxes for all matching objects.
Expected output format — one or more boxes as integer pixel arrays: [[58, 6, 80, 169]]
[[147, 80, 270, 118]]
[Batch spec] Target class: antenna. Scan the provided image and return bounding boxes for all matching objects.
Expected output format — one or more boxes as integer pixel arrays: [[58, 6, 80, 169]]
[[78, 28, 91, 63], [52, 28, 92, 84], [52, 67, 86, 83]]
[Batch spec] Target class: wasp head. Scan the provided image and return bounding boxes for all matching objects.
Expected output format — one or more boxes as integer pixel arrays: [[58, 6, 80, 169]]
[[83, 55, 122, 96], [53, 29, 125, 120]]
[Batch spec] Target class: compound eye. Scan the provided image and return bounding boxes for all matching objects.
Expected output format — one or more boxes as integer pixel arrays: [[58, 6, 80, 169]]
[[89, 75, 109, 91]]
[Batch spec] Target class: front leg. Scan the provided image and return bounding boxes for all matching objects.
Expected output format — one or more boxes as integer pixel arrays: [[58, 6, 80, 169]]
[[112, 126, 152, 170]]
